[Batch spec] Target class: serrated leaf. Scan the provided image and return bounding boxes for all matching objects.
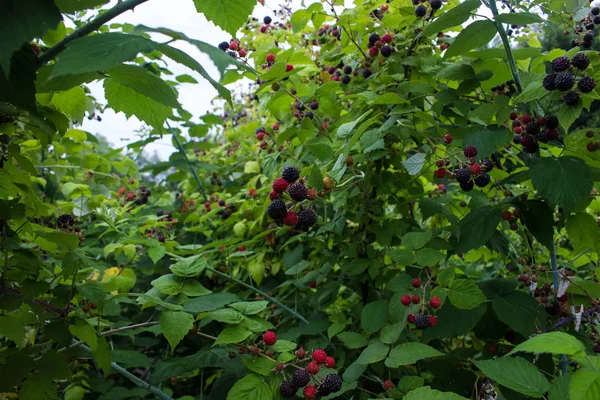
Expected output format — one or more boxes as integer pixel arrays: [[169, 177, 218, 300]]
[[404, 386, 468, 400], [463, 126, 511, 158], [423, 303, 487, 340], [160, 311, 194, 350], [423, 0, 482, 36], [76, 281, 106, 307], [456, 206, 502, 253], [226, 374, 273, 400], [107, 64, 179, 108], [19, 372, 56, 400], [495, 12, 543, 24], [184, 292, 240, 313], [447, 279, 486, 309], [214, 324, 252, 345], [0, 316, 26, 346], [242, 357, 277, 375], [169, 254, 208, 277], [509, 332, 585, 357], [474, 357, 549, 397], [358, 341, 390, 365], [148, 245, 166, 264], [151, 274, 181, 295], [570, 369, 600, 400], [403, 153, 426, 175], [181, 279, 212, 297], [361, 300, 388, 333], [558, 102, 584, 132], [385, 342, 443, 367], [444, 20, 498, 59], [193, 0, 256, 36], [337, 332, 368, 349], [229, 301, 269, 315], [69, 318, 97, 351], [207, 308, 245, 324], [492, 291, 544, 337], [514, 80, 546, 103]]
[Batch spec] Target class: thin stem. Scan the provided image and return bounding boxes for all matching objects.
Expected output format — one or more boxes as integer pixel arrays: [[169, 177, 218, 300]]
[[37, 0, 151, 66], [170, 129, 208, 202], [550, 242, 569, 375], [1, 224, 7, 287], [78, 344, 174, 400]]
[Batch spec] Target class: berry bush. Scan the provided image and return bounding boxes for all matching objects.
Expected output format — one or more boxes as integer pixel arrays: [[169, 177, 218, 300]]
[[2, 0, 600, 399]]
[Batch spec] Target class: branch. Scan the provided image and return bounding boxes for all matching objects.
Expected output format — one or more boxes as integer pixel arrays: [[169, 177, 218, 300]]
[[169, 129, 208, 202], [37, 0, 151, 66]]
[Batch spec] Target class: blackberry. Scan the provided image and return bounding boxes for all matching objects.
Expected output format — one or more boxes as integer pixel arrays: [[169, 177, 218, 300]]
[[292, 369, 310, 387], [524, 141, 540, 153], [368, 33, 380, 46], [319, 374, 342, 395], [593, 7, 600, 15], [572, 53, 590, 70], [551, 56, 570, 72], [256, 127, 266, 134], [542, 73, 556, 90], [415, 314, 430, 329], [595, 16, 600, 25], [135, 198, 144, 205], [156, 210, 164, 217], [455, 167, 471, 184], [563, 91, 580, 106], [460, 180, 474, 192], [57, 213, 75, 228], [585, 31, 595, 42], [482, 159, 493, 172], [341, 75, 351, 84], [546, 302, 561, 316], [525, 121, 540, 135], [298, 209, 317, 227], [512, 134, 522, 144], [363, 69, 372, 79], [218, 42, 229, 51], [343, 66, 352, 75], [264, 16, 272, 24], [288, 183, 308, 201], [267, 199, 287, 219], [578, 76, 596, 93], [280, 381, 297, 398], [430, 0, 442, 10], [474, 173, 491, 187], [218, 199, 225, 206], [381, 45, 393, 57], [554, 72, 574, 91], [304, 111, 314, 119], [415, 5, 427, 17], [545, 115, 559, 129], [282, 166, 300, 183], [521, 133, 535, 148], [464, 145, 477, 157]]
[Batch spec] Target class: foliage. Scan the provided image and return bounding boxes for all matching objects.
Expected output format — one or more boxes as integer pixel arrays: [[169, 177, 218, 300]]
[[2, 0, 600, 399]]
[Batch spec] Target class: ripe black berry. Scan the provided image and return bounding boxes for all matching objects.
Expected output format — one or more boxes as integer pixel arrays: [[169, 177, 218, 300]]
[[381, 45, 392, 57], [318, 374, 343, 395], [341, 75, 351, 84], [268, 199, 288, 219], [525, 121, 540, 135], [156, 210, 164, 217], [415, 5, 427, 17], [264, 16, 272, 24], [578, 76, 596, 93], [282, 166, 300, 183], [343, 66, 352, 74], [288, 183, 308, 201], [280, 381, 297, 397], [554, 72, 574, 91], [563, 91, 580, 105], [545, 115, 559, 129], [593, 7, 600, 15], [415, 314, 430, 329], [430, 0, 442, 10], [584, 31, 594, 43], [455, 168, 471, 184], [362, 69, 372, 79], [572, 53, 590, 70], [58, 213, 75, 228], [218, 42, 229, 51], [218, 199, 225, 206], [292, 369, 310, 387], [368, 33, 380, 46], [551, 56, 570, 72], [460, 180, 474, 192], [298, 209, 317, 227], [474, 173, 491, 188], [482, 159, 493, 172], [464, 145, 477, 157], [543, 73, 556, 90]]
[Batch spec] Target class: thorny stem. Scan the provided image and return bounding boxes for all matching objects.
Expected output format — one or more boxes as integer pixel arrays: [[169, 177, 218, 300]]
[[169, 127, 208, 202], [37, 0, 151, 66]]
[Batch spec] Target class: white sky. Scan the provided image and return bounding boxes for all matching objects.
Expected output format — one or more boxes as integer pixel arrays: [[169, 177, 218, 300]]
[[80, 0, 352, 160]]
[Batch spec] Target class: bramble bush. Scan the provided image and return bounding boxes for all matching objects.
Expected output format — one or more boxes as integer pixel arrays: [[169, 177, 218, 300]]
[[2, 0, 600, 398]]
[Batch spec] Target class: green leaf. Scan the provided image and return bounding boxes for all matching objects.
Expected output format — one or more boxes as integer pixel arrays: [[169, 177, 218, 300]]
[[566, 213, 599, 252], [549, 375, 570, 400], [214, 324, 252, 345], [474, 357, 549, 397], [207, 308, 244, 324], [515, 199, 555, 249], [403, 153, 427, 175], [270, 340, 297, 353], [570, 369, 600, 400], [242, 357, 277, 375], [19, 372, 56, 400], [111, 350, 152, 368], [423, 303, 486, 339], [444, 21, 498, 59], [456, 206, 502, 253], [51, 33, 157, 77], [357, 341, 390, 365], [76, 281, 106, 307], [337, 332, 369, 349], [370, 93, 410, 105], [151, 274, 181, 295], [226, 374, 273, 400], [148, 245, 166, 265], [229, 301, 269, 315], [160, 311, 194, 350], [193, 0, 256, 36], [0, 45, 38, 112], [416, 248, 445, 266], [402, 231, 432, 250], [495, 12, 543, 24], [54, 0, 109, 13], [404, 386, 468, 400], [0, 0, 62, 75], [436, 63, 475, 81], [463, 126, 511, 158], [104, 76, 172, 128], [181, 279, 212, 297], [423, 0, 482, 36], [0, 316, 26, 346], [380, 322, 405, 344], [385, 342, 443, 367], [69, 318, 97, 351], [170, 254, 208, 277], [107, 64, 179, 108], [509, 332, 585, 357], [492, 291, 544, 337], [184, 292, 240, 313], [447, 279, 486, 309], [514, 81, 546, 103], [361, 300, 388, 333], [50, 86, 87, 121], [93, 335, 111, 376], [530, 156, 593, 214], [558, 102, 584, 132]]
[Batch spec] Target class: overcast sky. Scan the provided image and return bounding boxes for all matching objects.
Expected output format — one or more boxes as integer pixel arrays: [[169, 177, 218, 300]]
[[80, 0, 352, 160]]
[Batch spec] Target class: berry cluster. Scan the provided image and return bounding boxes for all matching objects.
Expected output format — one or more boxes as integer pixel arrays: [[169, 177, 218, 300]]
[[543, 54, 595, 106], [366, 32, 395, 59], [292, 99, 319, 121], [317, 24, 341, 41], [501, 208, 521, 231], [510, 113, 560, 152], [118, 182, 152, 206], [444, 146, 493, 191], [326, 60, 361, 84], [217, 39, 247, 59], [369, 4, 390, 21], [490, 79, 517, 98], [517, 263, 546, 288], [585, 130, 600, 152], [57, 213, 85, 243], [570, 7, 599, 48], [400, 278, 441, 330], [414, 0, 442, 18], [144, 210, 176, 243], [255, 126, 283, 152], [279, 348, 342, 398], [268, 166, 318, 230]]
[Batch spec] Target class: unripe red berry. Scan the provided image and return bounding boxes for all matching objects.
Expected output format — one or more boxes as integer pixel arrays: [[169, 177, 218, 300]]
[[296, 347, 307, 359], [407, 313, 416, 323], [430, 296, 441, 309], [306, 361, 320, 374], [443, 133, 453, 144], [434, 168, 446, 178], [369, 47, 379, 57], [411, 294, 420, 304], [256, 131, 265, 140], [325, 356, 336, 368], [381, 34, 392, 43], [519, 114, 532, 124], [286, 64, 294, 72], [383, 380, 395, 390], [514, 126, 522, 134], [266, 53, 276, 63], [250, 345, 260, 355], [238, 48, 247, 57], [312, 349, 327, 364], [260, 25, 267, 33], [412, 278, 422, 288], [304, 385, 317, 399], [428, 315, 438, 326], [272, 123, 279, 131], [229, 41, 238, 50], [470, 164, 481, 175], [401, 295, 411, 306], [263, 331, 277, 345]]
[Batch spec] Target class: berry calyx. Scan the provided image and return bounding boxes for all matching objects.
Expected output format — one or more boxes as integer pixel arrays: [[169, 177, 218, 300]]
[[430, 296, 441, 309], [401, 295, 411, 306], [312, 349, 327, 364], [263, 331, 277, 345]]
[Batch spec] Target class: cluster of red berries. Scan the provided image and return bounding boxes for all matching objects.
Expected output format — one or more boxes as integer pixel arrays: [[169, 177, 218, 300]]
[[81, 301, 97, 313], [510, 113, 560, 152], [414, 0, 442, 18], [369, 4, 390, 21], [435, 31, 451, 51], [366, 32, 395, 58], [400, 278, 441, 330], [543, 54, 595, 106], [490, 79, 517, 98], [433, 145, 493, 191], [117, 179, 152, 206], [279, 347, 341, 398], [217, 39, 247, 59], [501, 208, 521, 231], [255, 125, 284, 152], [316, 24, 341, 41], [268, 166, 318, 230], [585, 130, 600, 152]]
